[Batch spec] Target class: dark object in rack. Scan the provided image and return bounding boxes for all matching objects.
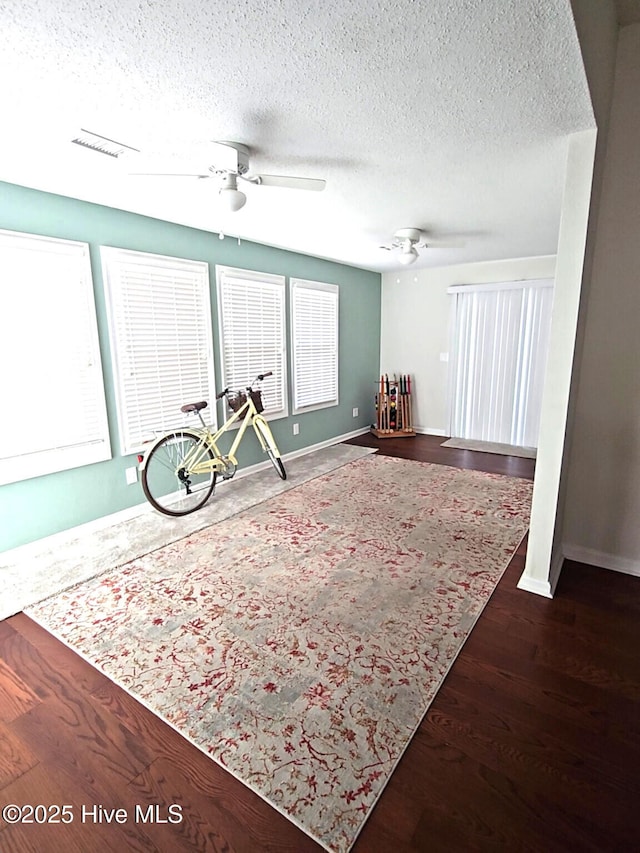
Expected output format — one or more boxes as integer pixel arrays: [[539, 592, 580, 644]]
[[372, 373, 415, 438]]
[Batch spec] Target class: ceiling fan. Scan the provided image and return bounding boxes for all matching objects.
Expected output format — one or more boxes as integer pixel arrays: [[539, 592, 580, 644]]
[[380, 228, 467, 265], [130, 141, 326, 212], [380, 228, 430, 266]]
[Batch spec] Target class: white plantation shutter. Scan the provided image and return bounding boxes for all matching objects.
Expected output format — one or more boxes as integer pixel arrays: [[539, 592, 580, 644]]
[[448, 279, 553, 447], [291, 279, 339, 413], [216, 266, 287, 417], [0, 230, 111, 485], [102, 248, 215, 453]]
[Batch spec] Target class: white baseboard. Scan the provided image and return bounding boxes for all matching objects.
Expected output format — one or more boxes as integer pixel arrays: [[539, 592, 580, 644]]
[[516, 574, 554, 598], [562, 543, 640, 578], [415, 427, 447, 437], [282, 426, 371, 461], [515, 539, 640, 598], [516, 546, 565, 599], [1, 428, 371, 563]]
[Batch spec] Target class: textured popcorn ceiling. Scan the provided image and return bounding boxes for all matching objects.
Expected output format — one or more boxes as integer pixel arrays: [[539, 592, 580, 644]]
[[0, 0, 596, 271]]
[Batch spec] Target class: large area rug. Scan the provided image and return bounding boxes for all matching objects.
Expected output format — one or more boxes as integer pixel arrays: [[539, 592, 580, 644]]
[[27, 455, 533, 852]]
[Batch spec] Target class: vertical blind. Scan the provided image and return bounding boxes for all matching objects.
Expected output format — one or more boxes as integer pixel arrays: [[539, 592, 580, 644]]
[[216, 266, 287, 417], [0, 230, 111, 485], [291, 278, 339, 413], [448, 279, 554, 447], [102, 248, 215, 453]]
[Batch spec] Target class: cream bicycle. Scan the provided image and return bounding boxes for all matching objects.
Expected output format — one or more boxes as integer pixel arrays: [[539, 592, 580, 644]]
[[140, 371, 286, 516]]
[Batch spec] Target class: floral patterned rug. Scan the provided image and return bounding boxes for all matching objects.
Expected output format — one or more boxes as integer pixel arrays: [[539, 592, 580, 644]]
[[28, 455, 533, 852], [1, 442, 375, 620]]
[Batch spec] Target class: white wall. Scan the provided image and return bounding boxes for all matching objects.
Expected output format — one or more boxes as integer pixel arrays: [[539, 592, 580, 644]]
[[519, 129, 597, 597], [380, 256, 556, 435], [563, 23, 640, 576]]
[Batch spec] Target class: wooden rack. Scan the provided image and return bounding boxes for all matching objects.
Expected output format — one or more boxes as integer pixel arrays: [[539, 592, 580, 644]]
[[371, 374, 415, 438]]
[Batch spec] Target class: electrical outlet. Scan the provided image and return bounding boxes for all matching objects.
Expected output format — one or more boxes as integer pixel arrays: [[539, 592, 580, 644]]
[[125, 466, 138, 485], [293, 423, 299, 435], [352, 407, 359, 417]]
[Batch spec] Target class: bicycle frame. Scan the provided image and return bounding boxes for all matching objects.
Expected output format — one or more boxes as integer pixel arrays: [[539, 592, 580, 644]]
[[180, 395, 269, 475]]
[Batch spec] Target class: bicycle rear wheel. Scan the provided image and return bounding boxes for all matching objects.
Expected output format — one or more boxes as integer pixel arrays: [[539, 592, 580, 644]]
[[142, 430, 217, 516], [252, 416, 287, 480]]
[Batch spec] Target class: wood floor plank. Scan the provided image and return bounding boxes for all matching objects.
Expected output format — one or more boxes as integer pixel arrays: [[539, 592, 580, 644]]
[[558, 560, 640, 613], [376, 731, 578, 853], [0, 762, 159, 852], [0, 620, 16, 644], [0, 658, 41, 722], [0, 718, 39, 789], [0, 434, 637, 851], [9, 689, 154, 795], [7, 612, 106, 694], [533, 641, 640, 702], [128, 756, 319, 852], [3, 625, 156, 797], [479, 595, 639, 676], [431, 683, 640, 808], [0, 825, 83, 853], [444, 652, 609, 737]]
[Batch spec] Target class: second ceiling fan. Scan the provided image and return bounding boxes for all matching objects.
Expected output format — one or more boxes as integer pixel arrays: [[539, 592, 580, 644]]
[[380, 228, 429, 265], [380, 227, 464, 265]]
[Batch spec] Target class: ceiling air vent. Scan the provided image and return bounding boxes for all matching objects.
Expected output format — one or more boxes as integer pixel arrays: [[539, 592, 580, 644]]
[[71, 129, 140, 158]]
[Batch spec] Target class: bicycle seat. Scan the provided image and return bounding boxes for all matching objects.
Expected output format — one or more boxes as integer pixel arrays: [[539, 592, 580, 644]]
[[180, 401, 208, 413]]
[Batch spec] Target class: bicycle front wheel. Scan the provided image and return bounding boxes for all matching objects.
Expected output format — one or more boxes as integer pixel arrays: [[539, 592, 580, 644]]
[[252, 416, 287, 480], [141, 430, 217, 516]]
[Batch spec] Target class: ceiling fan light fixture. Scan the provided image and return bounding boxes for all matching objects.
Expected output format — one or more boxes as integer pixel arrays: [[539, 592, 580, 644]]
[[398, 243, 418, 265], [218, 172, 247, 211], [219, 187, 247, 211]]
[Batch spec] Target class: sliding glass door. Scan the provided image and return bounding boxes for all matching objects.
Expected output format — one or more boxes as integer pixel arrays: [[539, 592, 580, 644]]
[[448, 279, 554, 448]]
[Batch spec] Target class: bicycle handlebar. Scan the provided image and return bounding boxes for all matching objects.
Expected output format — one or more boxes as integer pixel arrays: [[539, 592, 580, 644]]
[[215, 371, 273, 400]]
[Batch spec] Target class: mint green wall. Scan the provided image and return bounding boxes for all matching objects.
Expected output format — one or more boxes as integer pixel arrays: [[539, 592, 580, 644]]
[[0, 181, 381, 551]]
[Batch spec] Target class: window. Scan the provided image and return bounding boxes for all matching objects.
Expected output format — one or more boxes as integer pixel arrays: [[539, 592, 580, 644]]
[[290, 279, 339, 414], [0, 229, 111, 485], [216, 266, 287, 418], [448, 279, 554, 447], [102, 248, 215, 454]]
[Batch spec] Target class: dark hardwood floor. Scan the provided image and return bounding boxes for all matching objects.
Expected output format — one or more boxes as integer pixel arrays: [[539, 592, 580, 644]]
[[1, 434, 639, 851]]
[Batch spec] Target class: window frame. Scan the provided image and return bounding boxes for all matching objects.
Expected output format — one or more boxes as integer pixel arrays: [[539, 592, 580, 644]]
[[216, 265, 288, 421], [0, 228, 111, 485], [101, 246, 216, 455], [290, 277, 339, 415]]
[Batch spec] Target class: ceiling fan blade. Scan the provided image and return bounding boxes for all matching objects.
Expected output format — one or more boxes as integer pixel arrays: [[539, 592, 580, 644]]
[[129, 172, 214, 178], [256, 174, 326, 191], [423, 238, 465, 249]]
